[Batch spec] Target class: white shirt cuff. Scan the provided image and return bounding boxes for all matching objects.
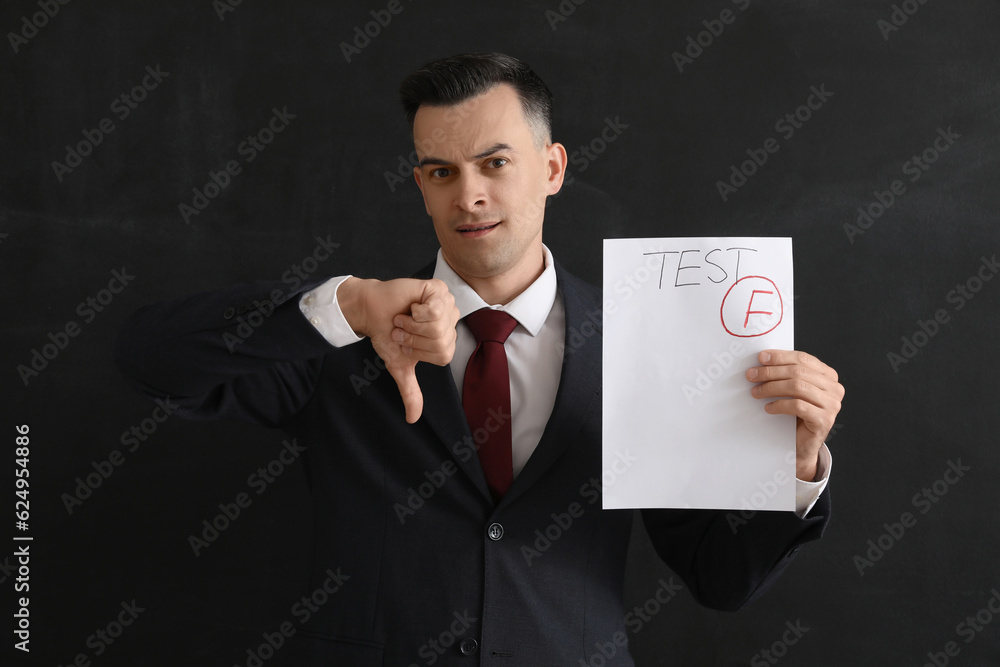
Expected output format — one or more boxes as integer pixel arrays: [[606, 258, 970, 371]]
[[794, 443, 832, 518], [298, 275, 365, 347]]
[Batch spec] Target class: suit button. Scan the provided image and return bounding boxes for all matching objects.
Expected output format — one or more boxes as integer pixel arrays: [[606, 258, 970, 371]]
[[459, 637, 478, 655], [487, 523, 503, 541]]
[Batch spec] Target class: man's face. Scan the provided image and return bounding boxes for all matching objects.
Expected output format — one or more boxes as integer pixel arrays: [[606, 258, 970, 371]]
[[411, 84, 566, 293]]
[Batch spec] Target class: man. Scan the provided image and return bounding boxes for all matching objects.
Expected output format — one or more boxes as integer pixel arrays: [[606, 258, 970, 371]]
[[115, 52, 844, 665]]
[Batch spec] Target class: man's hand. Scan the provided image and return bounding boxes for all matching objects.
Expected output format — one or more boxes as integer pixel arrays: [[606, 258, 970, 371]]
[[745, 350, 845, 481], [338, 277, 459, 424]]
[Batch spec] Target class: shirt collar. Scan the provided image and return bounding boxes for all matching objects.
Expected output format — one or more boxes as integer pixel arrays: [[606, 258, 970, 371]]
[[432, 244, 557, 337]]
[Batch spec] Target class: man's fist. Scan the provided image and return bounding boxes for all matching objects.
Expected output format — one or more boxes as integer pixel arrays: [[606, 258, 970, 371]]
[[338, 277, 459, 423]]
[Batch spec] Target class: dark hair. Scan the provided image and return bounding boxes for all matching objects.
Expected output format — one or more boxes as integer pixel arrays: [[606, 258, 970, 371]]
[[399, 52, 553, 144]]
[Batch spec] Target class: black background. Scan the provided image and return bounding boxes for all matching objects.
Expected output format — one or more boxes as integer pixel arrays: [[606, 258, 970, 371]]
[[3, 0, 999, 665]]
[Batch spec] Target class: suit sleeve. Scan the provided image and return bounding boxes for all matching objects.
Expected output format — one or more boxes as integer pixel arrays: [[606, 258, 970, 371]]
[[640, 486, 831, 611], [113, 278, 337, 427]]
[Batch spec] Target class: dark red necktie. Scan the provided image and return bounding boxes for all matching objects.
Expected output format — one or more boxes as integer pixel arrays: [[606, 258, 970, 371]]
[[463, 308, 517, 503]]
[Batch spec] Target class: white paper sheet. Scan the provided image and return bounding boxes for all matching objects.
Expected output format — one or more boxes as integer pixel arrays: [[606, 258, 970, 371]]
[[602, 237, 795, 510]]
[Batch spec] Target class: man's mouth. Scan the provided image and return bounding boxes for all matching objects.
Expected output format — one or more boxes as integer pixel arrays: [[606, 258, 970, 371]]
[[457, 222, 500, 234]]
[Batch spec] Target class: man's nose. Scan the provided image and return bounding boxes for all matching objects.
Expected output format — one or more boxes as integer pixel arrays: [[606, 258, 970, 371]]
[[454, 172, 488, 211]]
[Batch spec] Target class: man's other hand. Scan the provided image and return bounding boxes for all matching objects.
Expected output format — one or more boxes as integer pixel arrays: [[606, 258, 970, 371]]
[[338, 277, 459, 424], [746, 350, 845, 481]]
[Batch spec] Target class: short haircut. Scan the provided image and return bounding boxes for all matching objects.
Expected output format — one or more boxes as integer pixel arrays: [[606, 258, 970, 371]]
[[399, 52, 553, 145]]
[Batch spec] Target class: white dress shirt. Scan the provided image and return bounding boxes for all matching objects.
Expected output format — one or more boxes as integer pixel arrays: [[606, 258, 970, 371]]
[[298, 244, 830, 516]]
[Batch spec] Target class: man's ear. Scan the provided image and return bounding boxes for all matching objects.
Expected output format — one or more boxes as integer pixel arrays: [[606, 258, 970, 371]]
[[412, 166, 431, 216], [544, 142, 568, 196]]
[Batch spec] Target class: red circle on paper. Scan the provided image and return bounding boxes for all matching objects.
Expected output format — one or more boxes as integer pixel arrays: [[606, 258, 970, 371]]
[[720, 275, 783, 338]]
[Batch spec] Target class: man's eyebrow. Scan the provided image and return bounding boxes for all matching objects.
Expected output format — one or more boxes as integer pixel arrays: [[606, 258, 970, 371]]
[[472, 142, 514, 159], [417, 156, 450, 168], [417, 143, 514, 168]]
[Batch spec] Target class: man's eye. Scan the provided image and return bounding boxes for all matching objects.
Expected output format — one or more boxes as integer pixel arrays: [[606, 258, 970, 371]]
[[487, 158, 508, 168], [431, 168, 451, 178]]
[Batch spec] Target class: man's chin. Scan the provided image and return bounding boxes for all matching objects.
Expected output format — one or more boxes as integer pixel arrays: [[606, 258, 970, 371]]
[[444, 248, 511, 280]]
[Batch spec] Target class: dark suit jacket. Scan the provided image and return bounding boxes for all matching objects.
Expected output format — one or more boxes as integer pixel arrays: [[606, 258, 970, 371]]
[[114, 261, 829, 666]]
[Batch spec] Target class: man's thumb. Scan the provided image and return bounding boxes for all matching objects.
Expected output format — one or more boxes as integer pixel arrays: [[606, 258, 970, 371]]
[[389, 362, 424, 424]]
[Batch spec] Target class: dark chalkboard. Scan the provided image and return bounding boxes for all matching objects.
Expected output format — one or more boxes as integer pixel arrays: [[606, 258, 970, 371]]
[[3, 0, 999, 664]]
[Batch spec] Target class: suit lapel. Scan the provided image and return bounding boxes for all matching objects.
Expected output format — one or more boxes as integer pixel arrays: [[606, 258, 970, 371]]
[[415, 361, 492, 502], [500, 264, 602, 508]]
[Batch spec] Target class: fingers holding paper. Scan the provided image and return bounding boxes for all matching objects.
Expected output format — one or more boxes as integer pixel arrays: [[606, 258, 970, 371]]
[[745, 349, 845, 481]]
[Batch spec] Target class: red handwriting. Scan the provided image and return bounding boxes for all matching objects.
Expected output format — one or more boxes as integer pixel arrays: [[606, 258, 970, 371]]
[[720, 276, 783, 337]]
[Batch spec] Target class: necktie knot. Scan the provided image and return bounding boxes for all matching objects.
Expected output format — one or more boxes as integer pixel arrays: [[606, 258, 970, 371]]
[[465, 308, 517, 345]]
